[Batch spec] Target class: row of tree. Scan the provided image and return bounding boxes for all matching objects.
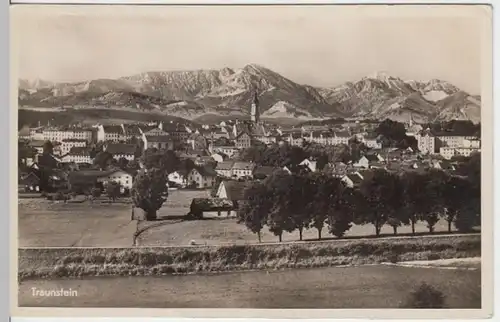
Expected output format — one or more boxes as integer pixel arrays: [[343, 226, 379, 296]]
[[237, 167, 480, 242]]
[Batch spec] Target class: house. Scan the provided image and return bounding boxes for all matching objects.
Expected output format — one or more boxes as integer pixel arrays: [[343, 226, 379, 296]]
[[362, 134, 383, 149], [96, 125, 126, 142], [104, 143, 136, 161], [216, 180, 251, 202], [417, 129, 436, 154], [215, 161, 235, 178], [18, 172, 40, 192], [187, 166, 217, 188], [28, 140, 46, 155], [231, 162, 256, 179], [234, 131, 252, 149], [299, 158, 318, 172], [210, 145, 239, 158], [42, 127, 93, 142], [354, 154, 385, 169], [168, 170, 188, 187], [211, 152, 227, 163], [143, 134, 174, 151], [60, 139, 87, 155], [341, 172, 364, 188], [68, 169, 133, 193], [101, 169, 134, 191], [62, 147, 92, 164]]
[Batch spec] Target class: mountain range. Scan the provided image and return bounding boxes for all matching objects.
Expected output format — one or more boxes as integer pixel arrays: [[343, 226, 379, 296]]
[[18, 64, 481, 124]]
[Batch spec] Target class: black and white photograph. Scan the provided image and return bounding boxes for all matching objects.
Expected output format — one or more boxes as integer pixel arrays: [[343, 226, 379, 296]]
[[13, 4, 492, 315]]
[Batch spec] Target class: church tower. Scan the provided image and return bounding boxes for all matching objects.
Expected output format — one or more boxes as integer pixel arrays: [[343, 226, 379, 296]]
[[250, 91, 260, 124]]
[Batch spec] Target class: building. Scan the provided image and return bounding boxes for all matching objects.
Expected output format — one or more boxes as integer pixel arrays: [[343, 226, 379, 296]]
[[143, 134, 174, 151], [61, 147, 92, 164], [60, 139, 87, 155], [417, 129, 436, 154], [187, 166, 217, 188], [417, 128, 480, 155], [250, 91, 260, 124], [68, 169, 133, 192], [299, 158, 318, 172], [440, 147, 481, 160], [41, 127, 93, 143], [234, 131, 252, 149], [18, 172, 41, 192], [215, 180, 251, 201], [103, 169, 134, 191], [104, 143, 136, 161], [231, 162, 256, 179], [168, 170, 188, 187], [354, 154, 385, 169], [341, 172, 364, 188], [96, 125, 126, 142], [215, 161, 235, 178], [210, 145, 239, 158]]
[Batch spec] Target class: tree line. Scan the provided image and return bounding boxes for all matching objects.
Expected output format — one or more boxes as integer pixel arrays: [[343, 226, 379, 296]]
[[237, 164, 480, 242]]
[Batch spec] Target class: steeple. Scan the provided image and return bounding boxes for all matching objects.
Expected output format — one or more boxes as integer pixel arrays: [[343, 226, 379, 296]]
[[250, 91, 260, 124]]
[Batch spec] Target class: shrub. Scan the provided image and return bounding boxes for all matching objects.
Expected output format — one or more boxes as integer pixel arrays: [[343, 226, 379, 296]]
[[401, 282, 446, 308]]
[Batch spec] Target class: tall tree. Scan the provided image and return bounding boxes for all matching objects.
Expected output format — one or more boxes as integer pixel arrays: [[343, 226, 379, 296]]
[[357, 169, 404, 237], [237, 182, 272, 242], [93, 151, 114, 170], [266, 173, 296, 242], [422, 169, 448, 233], [326, 184, 355, 238], [106, 181, 122, 203], [131, 169, 168, 221]]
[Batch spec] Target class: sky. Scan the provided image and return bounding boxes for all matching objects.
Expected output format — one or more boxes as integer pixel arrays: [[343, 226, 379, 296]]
[[14, 5, 486, 94]]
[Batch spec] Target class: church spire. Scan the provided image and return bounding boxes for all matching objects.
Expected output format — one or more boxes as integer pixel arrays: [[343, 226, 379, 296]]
[[250, 90, 260, 124]]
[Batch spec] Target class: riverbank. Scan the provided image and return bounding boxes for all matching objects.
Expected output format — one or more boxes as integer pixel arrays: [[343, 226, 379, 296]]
[[18, 234, 480, 281]]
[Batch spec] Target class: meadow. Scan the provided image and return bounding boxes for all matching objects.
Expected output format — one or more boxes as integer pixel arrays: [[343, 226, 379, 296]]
[[18, 265, 481, 308], [19, 189, 475, 248]]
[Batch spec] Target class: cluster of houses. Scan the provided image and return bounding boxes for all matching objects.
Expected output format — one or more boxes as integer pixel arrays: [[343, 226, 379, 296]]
[[18, 94, 480, 198]]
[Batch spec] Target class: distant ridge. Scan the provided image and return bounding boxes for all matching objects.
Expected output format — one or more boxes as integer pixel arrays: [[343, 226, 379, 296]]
[[18, 64, 481, 124]]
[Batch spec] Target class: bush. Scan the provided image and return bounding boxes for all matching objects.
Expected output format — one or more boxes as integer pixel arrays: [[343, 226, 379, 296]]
[[401, 282, 446, 308]]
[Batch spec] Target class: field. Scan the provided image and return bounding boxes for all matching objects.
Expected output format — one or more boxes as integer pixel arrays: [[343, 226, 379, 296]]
[[19, 189, 477, 248], [18, 265, 481, 308]]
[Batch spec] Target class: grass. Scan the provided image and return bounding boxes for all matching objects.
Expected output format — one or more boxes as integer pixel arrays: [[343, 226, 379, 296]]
[[18, 234, 481, 281], [18, 265, 481, 308], [19, 188, 480, 248]]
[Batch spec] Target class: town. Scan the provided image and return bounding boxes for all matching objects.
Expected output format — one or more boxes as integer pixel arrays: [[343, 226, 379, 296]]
[[18, 92, 481, 240]]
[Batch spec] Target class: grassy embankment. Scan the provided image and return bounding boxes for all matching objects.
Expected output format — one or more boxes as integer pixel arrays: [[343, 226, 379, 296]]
[[18, 234, 480, 281]]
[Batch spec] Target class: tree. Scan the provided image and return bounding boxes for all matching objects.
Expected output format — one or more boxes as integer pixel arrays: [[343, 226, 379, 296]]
[[91, 187, 101, 199], [357, 169, 404, 237], [442, 175, 471, 232], [288, 174, 313, 241], [131, 169, 168, 221], [307, 175, 338, 240], [43, 140, 54, 155], [237, 182, 272, 242], [141, 148, 180, 175], [106, 181, 121, 202], [422, 169, 448, 233], [93, 151, 113, 170], [401, 171, 429, 234], [266, 173, 296, 242], [117, 157, 129, 170], [326, 185, 355, 238]]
